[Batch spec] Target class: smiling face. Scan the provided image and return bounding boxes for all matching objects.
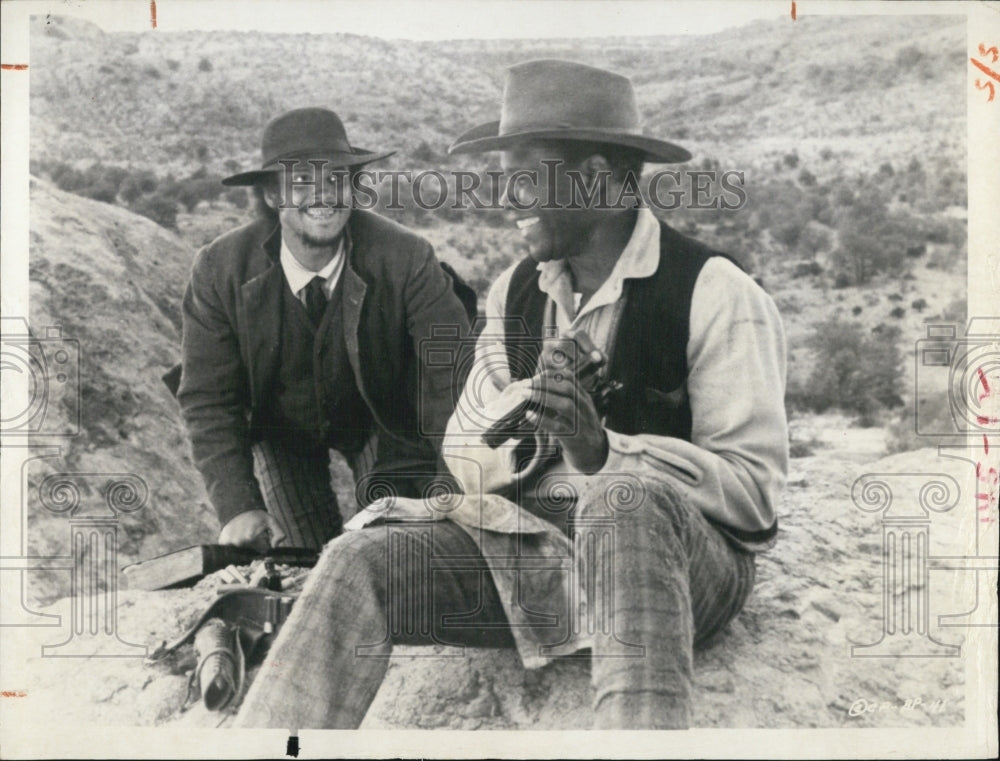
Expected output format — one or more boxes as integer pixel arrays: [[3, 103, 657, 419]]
[[263, 160, 353, 251], [500, 141, 595, 262]]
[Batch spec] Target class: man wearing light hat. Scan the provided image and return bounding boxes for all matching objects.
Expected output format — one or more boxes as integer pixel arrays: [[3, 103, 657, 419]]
[[174, 107, 474, 553], [234, 64, 787, 730]]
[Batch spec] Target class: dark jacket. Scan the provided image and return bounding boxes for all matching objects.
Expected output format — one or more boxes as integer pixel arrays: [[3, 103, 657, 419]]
[[175, 210, 474, 526]]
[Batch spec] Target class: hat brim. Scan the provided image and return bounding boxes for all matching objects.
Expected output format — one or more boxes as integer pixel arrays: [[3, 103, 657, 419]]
[[221, 148, 396, 186], [448, 121, 691, 164]]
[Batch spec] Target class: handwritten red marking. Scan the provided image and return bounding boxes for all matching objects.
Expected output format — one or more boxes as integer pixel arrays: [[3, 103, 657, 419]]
[[971, 57, 1000, 82], [150, 0, 157, 29], [791, 1, 797, 20], [984, 436, 990, 455], [1, 690, 27, 698], [0, 64, 28, 71], [977, 366, 991, 394], [979, 43, 999, 63]]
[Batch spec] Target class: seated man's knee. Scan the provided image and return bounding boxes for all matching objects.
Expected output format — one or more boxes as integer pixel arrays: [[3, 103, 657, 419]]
[[576, 472, 690, 536], [307, 528, 389, 596]]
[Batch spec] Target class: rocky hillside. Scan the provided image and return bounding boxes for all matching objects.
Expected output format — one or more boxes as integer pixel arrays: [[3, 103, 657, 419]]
[[30, 14, 965, 176], [26, 177, 217, 603]]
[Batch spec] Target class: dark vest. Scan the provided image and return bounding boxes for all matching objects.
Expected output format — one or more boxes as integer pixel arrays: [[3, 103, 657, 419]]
[[505, 221, 738, 441], [259, 274, 372, 452]]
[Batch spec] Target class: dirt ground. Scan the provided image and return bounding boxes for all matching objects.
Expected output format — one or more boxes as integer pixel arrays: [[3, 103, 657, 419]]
[[3, 413, 980, 732]]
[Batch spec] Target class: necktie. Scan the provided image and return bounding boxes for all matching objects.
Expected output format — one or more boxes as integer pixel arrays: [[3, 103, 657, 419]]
[[304, 276, 327, 327]]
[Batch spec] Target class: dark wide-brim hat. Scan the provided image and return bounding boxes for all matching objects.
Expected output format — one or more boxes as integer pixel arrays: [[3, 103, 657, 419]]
[[449, 59, 691, 164], [222, 107, 395, 186]]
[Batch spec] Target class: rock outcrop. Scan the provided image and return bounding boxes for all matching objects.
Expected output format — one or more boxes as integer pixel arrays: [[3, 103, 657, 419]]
[[25, 177, 218, 604]]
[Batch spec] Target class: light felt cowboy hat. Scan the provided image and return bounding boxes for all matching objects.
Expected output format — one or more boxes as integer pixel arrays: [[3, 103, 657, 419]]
[[222, 107, 395, 186], [449, 59, 691, 163]]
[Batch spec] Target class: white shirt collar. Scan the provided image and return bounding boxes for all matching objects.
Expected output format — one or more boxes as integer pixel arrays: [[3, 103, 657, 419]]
[[279, 232, 347, 299], [536, 206, 660, 324]]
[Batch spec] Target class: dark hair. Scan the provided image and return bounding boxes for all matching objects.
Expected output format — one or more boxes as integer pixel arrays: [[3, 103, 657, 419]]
[[252, 180, 279, 223]]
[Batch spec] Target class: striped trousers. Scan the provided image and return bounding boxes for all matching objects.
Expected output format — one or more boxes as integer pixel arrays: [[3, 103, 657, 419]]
[[250, 433, 379, 550], [234, 477, 756, 729]]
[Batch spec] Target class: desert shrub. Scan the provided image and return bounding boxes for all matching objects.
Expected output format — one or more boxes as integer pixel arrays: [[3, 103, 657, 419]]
[[166, 59, 180, 71], [75, 176, 120, 204], [783, 151, 799, 169], [886, 389, 951, 453], [173, 176, 224, 211], [852, 305, 862, 315], [820, 147, 834, 161], [225, 187, 250, 209], [799, 221, 833, 254], [889, 306, 906, 319], [798, 168, 817, 187], [829, 229, 894, 285], [789, 436, 821, 458], [790, 318, 904, 421], [833, 184, 854, 207], [411, 140, 440, 164], [120, 170, 158, 203], [828, 191, 924, 284], [143, 65, 161, 79], [198, 57, 213, 72], [771, 220, 801, 248], [38, 161, 132, 204], [131, 193, 178, 230], [911, 298, 928, 312], [793, 261, 823, 278]]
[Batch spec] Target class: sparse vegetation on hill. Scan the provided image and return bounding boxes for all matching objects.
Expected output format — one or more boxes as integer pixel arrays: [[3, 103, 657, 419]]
[[787, 319, 905, 425], [31, 159, 238, 229]]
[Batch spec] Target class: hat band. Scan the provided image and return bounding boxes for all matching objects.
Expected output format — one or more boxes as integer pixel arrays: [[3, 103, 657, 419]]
[[260, 145, 356, 169], [497, 121, 644, 138]]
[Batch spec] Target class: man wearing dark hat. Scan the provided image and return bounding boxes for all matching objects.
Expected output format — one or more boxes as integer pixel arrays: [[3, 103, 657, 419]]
[[174, 107, 474, 552], [233, 64, 786, 731]]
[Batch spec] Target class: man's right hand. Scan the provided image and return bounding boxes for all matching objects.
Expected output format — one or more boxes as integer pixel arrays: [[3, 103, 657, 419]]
[[218, 510, 287, 553]]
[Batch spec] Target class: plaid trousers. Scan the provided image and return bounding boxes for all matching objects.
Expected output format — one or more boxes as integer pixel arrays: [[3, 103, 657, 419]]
[[233, 478, 756, 729]]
